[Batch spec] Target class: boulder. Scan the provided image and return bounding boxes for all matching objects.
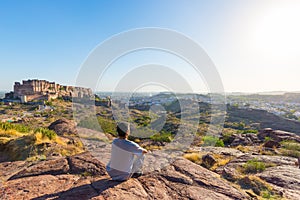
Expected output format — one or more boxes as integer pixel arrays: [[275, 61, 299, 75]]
[[258, 128, 300, 143], [8, 157, 70, 180], [258, 165, 300, 199], [202, 154, 217, 168], [263, 140, 281, 148], [48, 118, 77, 136], [229, 133, 260, 147], [67, 152, 107, 176]]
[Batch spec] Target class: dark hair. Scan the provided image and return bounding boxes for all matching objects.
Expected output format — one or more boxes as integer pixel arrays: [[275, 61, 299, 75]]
[[117, 122, 129, 137]]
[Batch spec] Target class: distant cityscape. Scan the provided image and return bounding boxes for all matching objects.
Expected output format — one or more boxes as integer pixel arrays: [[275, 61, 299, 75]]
[[1, 79, 300, 122]]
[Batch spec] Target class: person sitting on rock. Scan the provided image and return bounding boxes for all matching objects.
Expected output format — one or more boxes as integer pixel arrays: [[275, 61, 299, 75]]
[[106, 122, 148, 181]]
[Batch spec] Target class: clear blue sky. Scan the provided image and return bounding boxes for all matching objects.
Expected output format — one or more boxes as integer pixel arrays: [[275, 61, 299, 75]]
[[1, 0, 300, 92]]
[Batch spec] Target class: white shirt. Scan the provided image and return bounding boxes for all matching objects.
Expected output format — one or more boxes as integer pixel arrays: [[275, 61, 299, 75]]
[[106, 138, 145, 180]]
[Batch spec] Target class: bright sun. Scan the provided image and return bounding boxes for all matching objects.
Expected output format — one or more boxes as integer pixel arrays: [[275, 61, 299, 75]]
[[252, 2, 300, 60]]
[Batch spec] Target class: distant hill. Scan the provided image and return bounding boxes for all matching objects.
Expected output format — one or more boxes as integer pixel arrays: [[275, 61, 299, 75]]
[[227, 105, 300, 134], [0, 91, 6, 99]]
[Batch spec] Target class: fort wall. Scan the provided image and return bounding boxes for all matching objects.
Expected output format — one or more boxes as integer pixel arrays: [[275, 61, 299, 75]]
[[9, 79, 92, 102]]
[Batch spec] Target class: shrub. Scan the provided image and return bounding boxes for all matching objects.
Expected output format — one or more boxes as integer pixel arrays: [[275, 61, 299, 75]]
[[34, 128, 57, 140], [98, 117, 117, 136], [237, 129, 258, 134], [150, 131, 173, 142], [202, 136, 224, 147], [0, 122, 31, 133], [281, 141, 300, 151], [78, 117, 102, 132], [264, 136, 271, 142], [215, 139, 225, 147], [280, 141, 300, 158], [242, 158, 266, 173]]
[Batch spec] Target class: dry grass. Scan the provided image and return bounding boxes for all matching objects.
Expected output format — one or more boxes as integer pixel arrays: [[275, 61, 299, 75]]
[[235, 145, 251, 153], [210, 154, 233, 171], [35, 132, 61, 145], [145, 145, 162, 151], [183, 152, 202, 163], [236, 175, 281, 199], [35, 132, 50, 144], [183, 151, 233, 170], [0, 129, 28, 138]]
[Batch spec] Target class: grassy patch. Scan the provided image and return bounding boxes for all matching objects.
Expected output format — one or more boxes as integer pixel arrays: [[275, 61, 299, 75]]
[[281, 141, 300, 151], [34, 128, 57, 140], [150, 131, 173, 142], [279, 141, 300, 158], [242, 159, 266, 173], [202, 135, 224, 147], [0, 122, 31, 134], [237, 175, 276, 197], [98, 117, 117, 136]]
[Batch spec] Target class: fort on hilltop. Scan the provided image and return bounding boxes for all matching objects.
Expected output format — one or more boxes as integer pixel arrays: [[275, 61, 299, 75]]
[[4, 79, 92, 103]]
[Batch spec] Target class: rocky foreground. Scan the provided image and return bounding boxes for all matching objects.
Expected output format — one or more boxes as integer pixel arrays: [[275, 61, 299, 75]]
[[0, 152, 249, 200], [0, 148, 299, 200], [1, 123, 300, 199]]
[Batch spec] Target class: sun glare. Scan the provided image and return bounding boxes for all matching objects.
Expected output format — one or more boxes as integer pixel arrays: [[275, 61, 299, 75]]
[[252, 3, 300, 60]]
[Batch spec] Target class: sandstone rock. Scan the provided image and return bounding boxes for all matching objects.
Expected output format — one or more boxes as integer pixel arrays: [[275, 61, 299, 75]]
[[258, 165, 300, 200], [172, 158, 249, 199], [217, 154, 298, 185], [202, 154, 217, 168], [48, 118, 77, 136], [216, 165, 240, 182], [191, 146, 245, 157], [230, 133, 260, 147], [230, 154, 297, 166], [5, 152, 107, 181], [67, 152, 107, 176], [258, 128, 300, 143], [258, 166, 300, 190], [0, 174, 86, 200], [263, 140, 281, 148], [0, 155, 251, 200], [9, 157, 69, 180], [0, 160, 28, 181], [95, 178, 148, 200]]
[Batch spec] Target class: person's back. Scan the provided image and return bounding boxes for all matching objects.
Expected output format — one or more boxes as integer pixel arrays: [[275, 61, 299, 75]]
[[106, 122, 147, 181]]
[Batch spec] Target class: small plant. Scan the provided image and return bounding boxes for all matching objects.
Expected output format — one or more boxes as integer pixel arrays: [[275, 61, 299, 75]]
[[81, 171, 93, 177], [202, 136, 224, 147], [264, 136, 271, 142], [34, 128, 57, 140], [242, 158, 266, 173], [261, 190, 271, 198], [150, 131, 173, 142]]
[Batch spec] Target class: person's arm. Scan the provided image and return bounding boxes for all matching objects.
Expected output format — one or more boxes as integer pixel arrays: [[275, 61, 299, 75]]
[[128, 141, 148, 155]]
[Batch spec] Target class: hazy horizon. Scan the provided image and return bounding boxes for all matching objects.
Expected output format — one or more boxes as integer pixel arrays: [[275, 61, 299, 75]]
[[1, 0, 300, 93]]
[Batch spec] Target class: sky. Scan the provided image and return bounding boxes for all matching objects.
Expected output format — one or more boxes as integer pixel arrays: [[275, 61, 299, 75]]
[[0, 0, 300, 93]]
